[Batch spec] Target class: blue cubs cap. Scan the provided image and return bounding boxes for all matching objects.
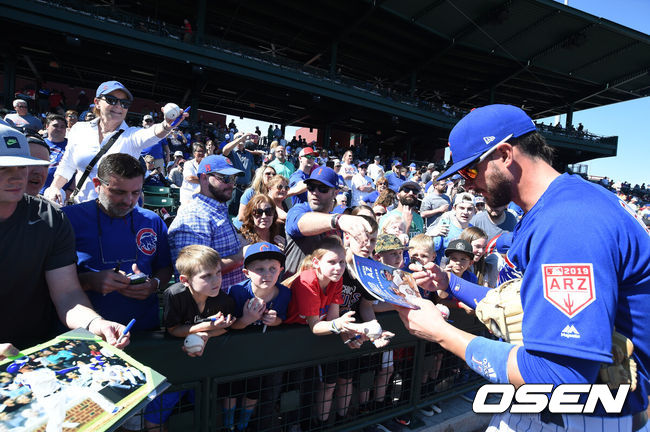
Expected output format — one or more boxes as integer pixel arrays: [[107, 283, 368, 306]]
[[244, 242, 285, 267], [304, 166, 339, 189], [357, 160, 368, 167], [198, 155, 243, 176], [392, 160, 402, 167], [438, 104, 537, 180], [95, 80, 133, 101], [409, 163, 417, 168]]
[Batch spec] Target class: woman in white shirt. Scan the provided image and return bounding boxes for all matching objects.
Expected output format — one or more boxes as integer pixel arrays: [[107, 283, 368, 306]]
[[44, 80, 186, 204], [179, 143, 206, 205]]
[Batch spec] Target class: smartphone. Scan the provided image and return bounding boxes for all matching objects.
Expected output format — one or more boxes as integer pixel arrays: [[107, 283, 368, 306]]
[[127, 273, 148, 285]]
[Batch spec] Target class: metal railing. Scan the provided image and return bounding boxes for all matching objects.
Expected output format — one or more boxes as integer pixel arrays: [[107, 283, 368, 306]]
[[124, 311, 485, 431]]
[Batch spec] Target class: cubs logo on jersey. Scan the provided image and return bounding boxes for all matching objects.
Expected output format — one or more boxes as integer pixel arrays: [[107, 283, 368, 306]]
[[136, 228, 157, 255]]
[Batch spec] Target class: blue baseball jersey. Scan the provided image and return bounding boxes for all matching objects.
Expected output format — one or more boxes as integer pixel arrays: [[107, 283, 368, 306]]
[[384, 171, 406, 193], [228, 278, 292, 324], [288, 169, 309, 206], [62, 201, 172, 330], [509, 174, 650, 415]]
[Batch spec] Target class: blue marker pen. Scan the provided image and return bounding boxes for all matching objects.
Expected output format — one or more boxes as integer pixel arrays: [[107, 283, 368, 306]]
[[344, 335, 362, 345], [117, 318, 136, 344], [170, 106, 191, 128]]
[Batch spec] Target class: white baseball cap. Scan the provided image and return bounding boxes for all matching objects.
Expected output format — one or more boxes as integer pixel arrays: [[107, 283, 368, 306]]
[[0, 125, 50, 167]]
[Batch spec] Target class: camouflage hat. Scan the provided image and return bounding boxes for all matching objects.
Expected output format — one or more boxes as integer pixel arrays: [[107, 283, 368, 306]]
[[375, 234, 405, 254]]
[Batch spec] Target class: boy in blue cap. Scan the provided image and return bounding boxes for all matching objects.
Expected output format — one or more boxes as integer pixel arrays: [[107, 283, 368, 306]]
[[227, 242, 291, 431]]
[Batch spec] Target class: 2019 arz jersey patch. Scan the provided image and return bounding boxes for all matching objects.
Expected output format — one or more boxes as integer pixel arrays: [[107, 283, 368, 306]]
[[542, 264, 595, 318]]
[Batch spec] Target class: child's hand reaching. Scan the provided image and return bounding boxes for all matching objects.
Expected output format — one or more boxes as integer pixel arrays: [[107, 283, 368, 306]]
[[211, 312, 236, 328], [334, 311, 356, 332]]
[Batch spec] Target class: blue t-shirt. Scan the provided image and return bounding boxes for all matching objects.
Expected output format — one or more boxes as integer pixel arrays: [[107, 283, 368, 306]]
[[385, 171, 406, 193], [41, 138, 71, 193], [508, 174, 650, 415], [240, 188, 255, 207], [62, 201, 172, 330], [228, 278, 292, 325], [141, 140, 165, 159], [289, 170, 309, 206], [361, 190, 379, 205]]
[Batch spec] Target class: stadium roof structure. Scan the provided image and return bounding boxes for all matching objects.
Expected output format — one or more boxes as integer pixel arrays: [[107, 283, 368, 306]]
[[2, 0, 649, 162]]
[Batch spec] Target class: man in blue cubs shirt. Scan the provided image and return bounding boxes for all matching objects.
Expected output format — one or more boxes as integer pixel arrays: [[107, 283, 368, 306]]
[[284, 166, 372, 276], [62, 153, 173, 331], [399, 105, 650, 431]]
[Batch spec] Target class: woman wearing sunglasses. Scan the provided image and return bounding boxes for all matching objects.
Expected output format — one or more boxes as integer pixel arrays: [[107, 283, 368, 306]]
[[267, 174, 290, 227], [237, 165, 277, 223], [240, 194, 286, 251], [44, 80, 187, 205]]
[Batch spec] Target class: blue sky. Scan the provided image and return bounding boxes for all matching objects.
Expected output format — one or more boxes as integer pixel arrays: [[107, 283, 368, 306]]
[[541, 0, 650, 186], [230, 1, 649, 186]]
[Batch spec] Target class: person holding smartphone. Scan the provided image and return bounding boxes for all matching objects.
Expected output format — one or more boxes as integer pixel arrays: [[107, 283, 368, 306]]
[[61, 153, 173, 331], [426, 192, 476, 265]]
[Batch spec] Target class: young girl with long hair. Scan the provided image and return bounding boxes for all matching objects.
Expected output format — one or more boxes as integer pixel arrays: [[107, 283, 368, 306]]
[[284, 236, 358, 427]]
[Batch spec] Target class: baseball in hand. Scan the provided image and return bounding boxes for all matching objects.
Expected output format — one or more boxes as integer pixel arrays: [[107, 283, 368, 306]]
[[435, 304, 450, 321], [363, 320, 383, 340], [184, 334, 205, 354], [163, 103, 181, 122]]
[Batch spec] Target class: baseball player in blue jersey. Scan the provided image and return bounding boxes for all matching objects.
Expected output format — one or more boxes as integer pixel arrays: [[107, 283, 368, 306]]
[[399, 105, 650, 431]]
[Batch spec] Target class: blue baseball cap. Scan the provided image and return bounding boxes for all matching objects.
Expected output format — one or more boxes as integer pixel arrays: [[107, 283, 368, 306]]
[[197, 155, 243, 176], [392, 160, 402, 167], [95, 80, 133, 101], [409, 163, 417, 168], [304, 166, 339, 189], [438, 104, 536, 180], [244, 242, 285, 267]]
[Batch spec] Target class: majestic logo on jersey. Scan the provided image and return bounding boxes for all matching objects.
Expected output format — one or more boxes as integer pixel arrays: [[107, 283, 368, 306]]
[[136, 228, 157, 255], [542, 264, 595, 318], [561, 324, 581, 339], [483, 136, 495, 145]]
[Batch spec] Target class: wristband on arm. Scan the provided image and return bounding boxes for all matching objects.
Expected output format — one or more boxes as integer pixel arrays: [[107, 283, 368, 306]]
[[465, 336, 515, 383], [447, 273, 492, 308]]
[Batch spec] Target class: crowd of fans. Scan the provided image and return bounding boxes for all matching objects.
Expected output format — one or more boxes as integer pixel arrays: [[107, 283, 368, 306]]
[[2, 79, 648, 432]]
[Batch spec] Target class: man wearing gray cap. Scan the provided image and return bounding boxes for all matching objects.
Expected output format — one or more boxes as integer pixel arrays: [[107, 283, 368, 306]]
[[0, 125, 129, 357]]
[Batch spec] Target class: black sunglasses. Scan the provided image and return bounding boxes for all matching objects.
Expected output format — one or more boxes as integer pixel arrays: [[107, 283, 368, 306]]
[[101, 94, 132, 109], [274, 185, 289, 191], [402, 187, 419, 194], [253, 208, 274, 217], [307, 184, 331, 194]]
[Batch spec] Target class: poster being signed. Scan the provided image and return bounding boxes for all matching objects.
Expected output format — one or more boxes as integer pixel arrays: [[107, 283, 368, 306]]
[[352, 255, 421, 309], [0, 329, 167, 432]]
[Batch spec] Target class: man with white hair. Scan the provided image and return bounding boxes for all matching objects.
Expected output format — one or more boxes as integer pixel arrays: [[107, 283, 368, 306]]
[[4, 99, 43, 133]]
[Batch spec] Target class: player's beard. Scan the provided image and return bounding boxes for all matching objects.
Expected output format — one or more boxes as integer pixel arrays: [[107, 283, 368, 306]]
[[484, 168, 512, 209]]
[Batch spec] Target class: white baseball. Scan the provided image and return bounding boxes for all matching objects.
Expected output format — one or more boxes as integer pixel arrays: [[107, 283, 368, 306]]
[[163, 103, 181, 122], [183, 334, 205, 354], [435, 304, 450, 320], [363, 320, 383, 340], [248, 296, 264, 310]]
